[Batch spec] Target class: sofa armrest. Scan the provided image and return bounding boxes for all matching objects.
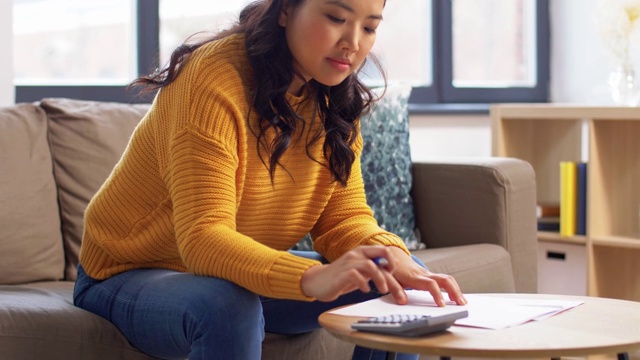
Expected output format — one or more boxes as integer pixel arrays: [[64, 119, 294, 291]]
[[411, 157, 537, 293]]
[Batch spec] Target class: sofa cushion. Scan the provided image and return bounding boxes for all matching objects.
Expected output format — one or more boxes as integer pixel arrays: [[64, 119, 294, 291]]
[[360, 83, 421, 250], [0, 104, 65, 284], [0, 282, 351, 360], [412, 243, 516, 293], [42, 99, 151, 280], [0, 282, 157, 359]]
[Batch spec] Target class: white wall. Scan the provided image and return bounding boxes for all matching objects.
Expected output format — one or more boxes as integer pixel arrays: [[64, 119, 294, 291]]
[[410, 0, 626, 160], [0, 0, 13, 105], [409, 114, 491, 161], [549, 0, 625, 104]]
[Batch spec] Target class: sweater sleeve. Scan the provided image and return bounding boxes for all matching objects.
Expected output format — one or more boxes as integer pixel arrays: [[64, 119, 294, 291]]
[[310, 134, 410, 262]]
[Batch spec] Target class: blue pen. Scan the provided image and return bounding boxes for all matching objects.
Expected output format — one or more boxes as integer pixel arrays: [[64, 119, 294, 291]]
[[373, 257, 389, 268]]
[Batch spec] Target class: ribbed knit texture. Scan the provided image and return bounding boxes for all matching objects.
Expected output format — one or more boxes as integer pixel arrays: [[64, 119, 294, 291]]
[[79, 34, 408, 301]]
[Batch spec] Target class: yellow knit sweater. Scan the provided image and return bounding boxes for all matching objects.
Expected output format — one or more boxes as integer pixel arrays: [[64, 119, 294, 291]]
[[79, 34, 408, 301]]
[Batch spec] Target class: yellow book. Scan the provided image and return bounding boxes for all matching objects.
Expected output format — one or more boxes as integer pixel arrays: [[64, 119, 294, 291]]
[[560, 161, 577, 237]]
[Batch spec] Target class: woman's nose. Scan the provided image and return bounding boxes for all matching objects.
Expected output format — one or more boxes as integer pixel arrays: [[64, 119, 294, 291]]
[[339, 27, 360, 52]]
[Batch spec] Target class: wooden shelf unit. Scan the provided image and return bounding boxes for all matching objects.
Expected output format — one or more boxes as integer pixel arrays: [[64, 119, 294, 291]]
[[491, 104, 640, 301]]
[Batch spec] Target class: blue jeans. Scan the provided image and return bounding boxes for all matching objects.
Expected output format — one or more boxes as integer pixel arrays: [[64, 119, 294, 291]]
[[73, 251, 423, 360]]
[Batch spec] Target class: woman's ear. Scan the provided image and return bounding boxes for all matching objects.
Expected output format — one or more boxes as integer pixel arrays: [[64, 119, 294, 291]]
[[278, 8, 288, 27], [279, 1, 290, 27]]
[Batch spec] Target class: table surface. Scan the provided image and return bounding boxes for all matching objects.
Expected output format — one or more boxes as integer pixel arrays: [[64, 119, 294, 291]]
[[318, 293, 640, 358]]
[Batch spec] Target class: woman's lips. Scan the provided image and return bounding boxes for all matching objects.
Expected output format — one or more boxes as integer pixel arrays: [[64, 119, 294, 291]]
[[327, 58, 351, 72]]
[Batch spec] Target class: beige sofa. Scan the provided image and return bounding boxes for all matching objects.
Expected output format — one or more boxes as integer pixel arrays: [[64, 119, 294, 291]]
[[0, 98, 537, 360]]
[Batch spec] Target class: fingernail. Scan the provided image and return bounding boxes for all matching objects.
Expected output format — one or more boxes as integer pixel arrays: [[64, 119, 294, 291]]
[[399, 294, 408, 305]]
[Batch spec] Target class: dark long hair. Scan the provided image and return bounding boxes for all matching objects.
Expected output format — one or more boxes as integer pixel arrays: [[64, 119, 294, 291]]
[[131, 0, 387, 186]]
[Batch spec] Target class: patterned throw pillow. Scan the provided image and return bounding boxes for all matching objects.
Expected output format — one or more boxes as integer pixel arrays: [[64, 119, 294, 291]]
[[295, 83, 422, 251], [360, 83, 421, 250]]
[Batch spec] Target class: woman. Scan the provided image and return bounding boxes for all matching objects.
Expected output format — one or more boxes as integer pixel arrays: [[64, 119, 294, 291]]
[[73, 0, 467, 359]]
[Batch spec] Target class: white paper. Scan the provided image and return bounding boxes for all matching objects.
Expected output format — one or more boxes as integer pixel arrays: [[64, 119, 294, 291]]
[[328, 290, 583, 330]]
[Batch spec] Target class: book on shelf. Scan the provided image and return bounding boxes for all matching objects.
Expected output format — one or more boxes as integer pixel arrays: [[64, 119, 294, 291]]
[[537, 202, 560, 218], [537, 216, 560, 232], [576, 162, 587, 236], [560, 161, 577, 237], [559, 161, 587, 237], [536, 202, 560, 232]]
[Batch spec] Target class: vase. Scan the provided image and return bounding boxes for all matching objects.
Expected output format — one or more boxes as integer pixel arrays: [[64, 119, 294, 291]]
[[608, 62, 640, 106]]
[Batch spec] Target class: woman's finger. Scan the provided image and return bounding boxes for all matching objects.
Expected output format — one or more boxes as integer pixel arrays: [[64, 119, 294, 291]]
[[431, 273, 466, 305], [419, 277, 447, 307], [381, 269, 407, 305]]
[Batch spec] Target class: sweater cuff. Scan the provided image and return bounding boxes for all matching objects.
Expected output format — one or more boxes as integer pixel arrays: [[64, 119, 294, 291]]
[[268, 253, 321, 301], [363, 233, 411, 256]]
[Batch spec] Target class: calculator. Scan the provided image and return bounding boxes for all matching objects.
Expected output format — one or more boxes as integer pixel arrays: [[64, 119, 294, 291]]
[[351, 311, 468, 337]]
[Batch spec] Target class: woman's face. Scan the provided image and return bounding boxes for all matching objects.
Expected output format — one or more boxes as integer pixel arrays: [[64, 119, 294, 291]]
[[279, 0, 385, 94]]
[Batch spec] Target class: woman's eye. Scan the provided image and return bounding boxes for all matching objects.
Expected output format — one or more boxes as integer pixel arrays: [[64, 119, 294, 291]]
[[364, 27, 376, 34], [327, 15, 345, 23]]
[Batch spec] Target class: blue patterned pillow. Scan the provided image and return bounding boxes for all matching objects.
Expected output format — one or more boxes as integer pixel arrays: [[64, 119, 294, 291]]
[[360, 83, 421, 250], [295, 83, 422, 251]]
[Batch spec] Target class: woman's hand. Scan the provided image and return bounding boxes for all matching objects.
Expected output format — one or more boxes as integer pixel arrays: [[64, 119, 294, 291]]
[[301, 245, 405, 302], [385, 246, 467, 307], [300, 245, 467, 307]]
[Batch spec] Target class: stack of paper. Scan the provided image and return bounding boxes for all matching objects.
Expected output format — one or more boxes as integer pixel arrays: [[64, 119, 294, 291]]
[[329, 290, 583, 330]]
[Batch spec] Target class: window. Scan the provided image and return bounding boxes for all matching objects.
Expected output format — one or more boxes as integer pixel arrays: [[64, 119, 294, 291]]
[[370, 0, 433, 87], [435, 0, 549, 106], [452, 0, 537, 88], [13, 0, 156, 102], [14, 0, 549, 109], [13, 0, 136, 85], [158, 0, 253, 66]]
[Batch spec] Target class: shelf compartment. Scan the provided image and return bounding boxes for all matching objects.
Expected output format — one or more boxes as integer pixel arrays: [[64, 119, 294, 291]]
[[589, 120, 640, 239], [589, 245, 640, 301], [492, 116, 583, 205]]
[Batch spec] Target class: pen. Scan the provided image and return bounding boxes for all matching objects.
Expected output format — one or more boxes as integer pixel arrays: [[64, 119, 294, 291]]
[[373, 257, 389, 268]]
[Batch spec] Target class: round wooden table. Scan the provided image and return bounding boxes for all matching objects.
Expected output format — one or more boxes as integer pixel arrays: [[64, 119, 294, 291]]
[[319, 294, 640, 359]]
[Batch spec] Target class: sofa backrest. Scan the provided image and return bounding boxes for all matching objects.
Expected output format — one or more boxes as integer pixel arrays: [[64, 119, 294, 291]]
[[42, 98, 151, 280], [0, 104, 65, 284], [0, 99, 150, 284]]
